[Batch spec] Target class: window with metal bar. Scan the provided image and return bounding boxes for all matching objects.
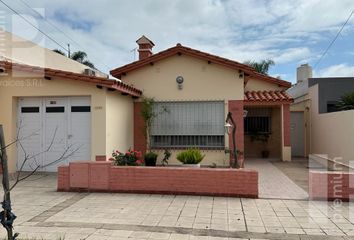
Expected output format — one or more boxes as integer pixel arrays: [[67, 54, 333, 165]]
[[244, 108, 271, 134], [150, 101, 225, 148]]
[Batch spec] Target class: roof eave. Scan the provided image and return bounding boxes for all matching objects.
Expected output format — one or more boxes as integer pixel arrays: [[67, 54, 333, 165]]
[[110, 45, 291, 88]]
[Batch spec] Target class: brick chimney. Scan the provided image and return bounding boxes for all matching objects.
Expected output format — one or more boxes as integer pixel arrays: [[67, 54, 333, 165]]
[[136, 35, 155, 60]]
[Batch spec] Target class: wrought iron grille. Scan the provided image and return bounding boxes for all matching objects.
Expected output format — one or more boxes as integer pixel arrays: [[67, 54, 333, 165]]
[[150, 101, 225, 148], [244, 108, 272, 134]]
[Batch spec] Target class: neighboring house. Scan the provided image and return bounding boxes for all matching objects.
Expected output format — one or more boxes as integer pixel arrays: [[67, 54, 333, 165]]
[[287, 64, 312, 157], [288, 64, 354, 164], [309, 78, 354, 166], [110, 36, 293, 166], [0, 31, 141, 173]]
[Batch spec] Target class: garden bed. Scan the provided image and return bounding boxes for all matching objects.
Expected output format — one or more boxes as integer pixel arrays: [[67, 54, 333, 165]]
[[58, 161, 258, 198]]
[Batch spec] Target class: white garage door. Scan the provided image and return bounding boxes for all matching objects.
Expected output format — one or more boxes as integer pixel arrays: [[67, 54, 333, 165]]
[[17, 97, 91, 172]]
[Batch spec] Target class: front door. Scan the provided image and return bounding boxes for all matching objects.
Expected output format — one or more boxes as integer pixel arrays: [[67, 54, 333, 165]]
[[291, 112, 305, 157]]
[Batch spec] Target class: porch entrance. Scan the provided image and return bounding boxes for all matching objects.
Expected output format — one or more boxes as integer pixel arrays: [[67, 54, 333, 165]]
[[244, 106, 281, 159]]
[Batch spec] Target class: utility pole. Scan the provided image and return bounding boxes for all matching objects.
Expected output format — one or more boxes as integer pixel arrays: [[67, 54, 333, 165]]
[[67, 44, 71, 58]]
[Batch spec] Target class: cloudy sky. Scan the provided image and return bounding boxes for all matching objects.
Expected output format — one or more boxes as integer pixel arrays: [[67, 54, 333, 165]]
[[1, 0, 354, 83]]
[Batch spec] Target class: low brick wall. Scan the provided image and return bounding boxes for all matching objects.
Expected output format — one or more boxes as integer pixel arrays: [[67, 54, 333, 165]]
[[58, 161, 258, 198], [309, 171, 354, 201]]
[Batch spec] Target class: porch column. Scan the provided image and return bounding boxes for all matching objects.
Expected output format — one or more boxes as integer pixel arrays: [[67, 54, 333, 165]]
[[281, 103, 291, 161], [134, 102, 147, 154], [228, 100, 244, 167]]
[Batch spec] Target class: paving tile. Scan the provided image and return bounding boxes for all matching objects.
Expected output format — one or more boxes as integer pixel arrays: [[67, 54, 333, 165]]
[[246, 159, 308, 199]]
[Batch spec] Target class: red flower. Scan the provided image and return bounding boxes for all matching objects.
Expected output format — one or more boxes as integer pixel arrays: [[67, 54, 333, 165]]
[[115, 150, 120, 154], [136, 160, 143, 165], [108, 157, 114, 161]]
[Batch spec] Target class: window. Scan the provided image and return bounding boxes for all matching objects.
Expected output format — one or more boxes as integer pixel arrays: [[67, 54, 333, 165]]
[[244, 108, 271, 134], [21, 107, 39, 113], [71, 106, 91, 112], [327, 101, 339, 113], [150, 101, 225, 148], [46, 107, 65, 113]]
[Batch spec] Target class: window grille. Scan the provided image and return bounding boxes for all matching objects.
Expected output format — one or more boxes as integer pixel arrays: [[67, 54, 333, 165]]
[[150, 101, 225, 148], [244, 108, 271, 134]]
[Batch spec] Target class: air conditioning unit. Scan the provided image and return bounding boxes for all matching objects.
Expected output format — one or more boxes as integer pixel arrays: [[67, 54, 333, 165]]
[[83, 68, 96, 76]]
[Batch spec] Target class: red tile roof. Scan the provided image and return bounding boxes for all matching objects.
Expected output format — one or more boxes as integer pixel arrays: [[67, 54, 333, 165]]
[[244, 91, 293, 102], [0, 61, 142, 97], [110, 44, 291, 88]]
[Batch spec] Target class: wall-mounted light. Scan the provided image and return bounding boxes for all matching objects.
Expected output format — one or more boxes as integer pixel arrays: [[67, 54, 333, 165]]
[[239, 70, 244, 78], [176, 76, 184, 90]]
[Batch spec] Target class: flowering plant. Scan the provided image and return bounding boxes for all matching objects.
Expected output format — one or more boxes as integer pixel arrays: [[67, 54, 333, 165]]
[[110, 149, 143, 166]]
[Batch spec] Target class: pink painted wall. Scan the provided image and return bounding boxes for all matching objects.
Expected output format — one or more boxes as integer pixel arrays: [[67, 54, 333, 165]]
[[58, 162, 258, 198]]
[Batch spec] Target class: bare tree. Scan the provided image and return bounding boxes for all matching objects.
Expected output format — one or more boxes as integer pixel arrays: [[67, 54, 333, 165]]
[[0, 124, 80, 240]]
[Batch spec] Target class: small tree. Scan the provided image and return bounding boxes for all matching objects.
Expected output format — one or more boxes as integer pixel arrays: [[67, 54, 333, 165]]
[[141, 97, 156, 152], [244, 59, 275, 75], [0, 125, 79, 240], [337, 91, 354, 111], [140, 97, 168, 152]]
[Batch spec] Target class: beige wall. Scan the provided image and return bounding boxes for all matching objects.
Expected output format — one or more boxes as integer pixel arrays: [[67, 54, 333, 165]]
[[122, 54, 244, 101], [105, 91, 134, 156], [1, 31, 88, 74], [309, 84, 354, 163], [0, 72, 109, 172], [245, 78, 286, 92], [244, 107, 281, 158]]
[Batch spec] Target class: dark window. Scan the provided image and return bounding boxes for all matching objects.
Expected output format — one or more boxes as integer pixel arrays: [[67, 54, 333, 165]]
[[46, 107, 65, 113], [151, 135, 224, 149], [71, 106, 91, 112], [244, 116, 271, 134], [21, 107, 39, 113], [327, 101, 339, 113]]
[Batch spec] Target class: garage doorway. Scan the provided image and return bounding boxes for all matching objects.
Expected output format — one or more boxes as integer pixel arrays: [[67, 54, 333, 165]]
[[17, 96, 91, 172], [291, 112, 305, 157]]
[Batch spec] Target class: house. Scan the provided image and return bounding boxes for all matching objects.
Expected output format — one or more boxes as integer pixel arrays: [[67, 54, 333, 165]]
[[0, 31, 141, 172], [0, 33, 293, 173], [110, 36, 293, 166], [288, 66, 354, 165]]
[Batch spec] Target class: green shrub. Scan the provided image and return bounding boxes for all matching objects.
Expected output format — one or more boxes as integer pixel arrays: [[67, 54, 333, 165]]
[[337, 91, 354, 111], [176, 148, 205, 164], [144, 152, 158, 166]]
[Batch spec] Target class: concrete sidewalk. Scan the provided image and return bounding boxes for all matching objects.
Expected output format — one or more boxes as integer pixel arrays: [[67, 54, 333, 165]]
[[1, 174, 354, 239], [246, 159, 309, 200]]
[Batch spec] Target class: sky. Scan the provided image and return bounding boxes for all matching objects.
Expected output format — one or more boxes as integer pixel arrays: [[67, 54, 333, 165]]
[[1, 0, 354, 83]]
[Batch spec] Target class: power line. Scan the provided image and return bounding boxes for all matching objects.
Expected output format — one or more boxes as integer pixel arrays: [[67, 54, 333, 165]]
[[314, 10, 354, 69], [0, 0, 69, 53], [16, 0, 112, 72]]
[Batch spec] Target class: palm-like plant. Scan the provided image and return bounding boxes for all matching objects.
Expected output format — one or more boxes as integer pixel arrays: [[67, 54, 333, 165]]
[[52, 49, 95, 69], [244, 59, 275, 75], [70, 51, 95, 69], [336, 92, 354, 111], [53, 49, 66, 56]]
